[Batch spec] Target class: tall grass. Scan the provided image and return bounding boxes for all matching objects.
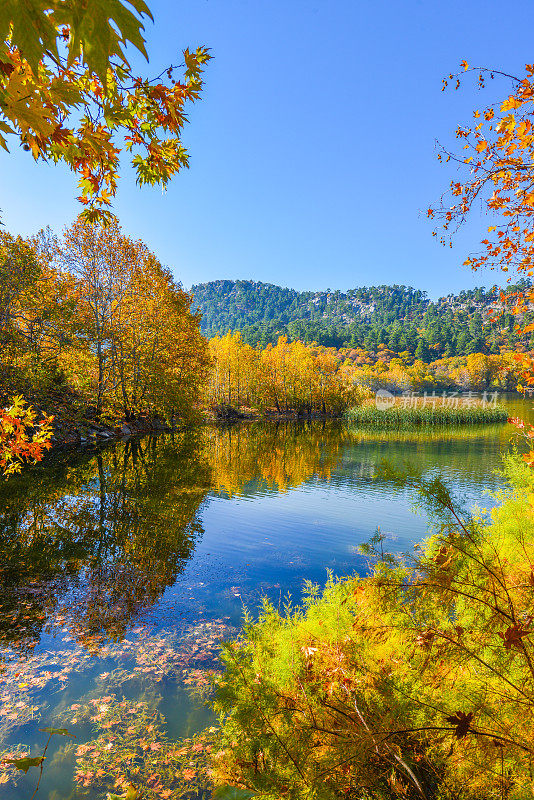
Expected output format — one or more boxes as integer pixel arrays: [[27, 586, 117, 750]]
[[346, 423, 508, 442], [346, 403, 509, 428]]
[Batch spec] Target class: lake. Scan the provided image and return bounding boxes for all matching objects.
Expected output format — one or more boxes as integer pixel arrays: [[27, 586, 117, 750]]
[[0, 396, 531, 799]]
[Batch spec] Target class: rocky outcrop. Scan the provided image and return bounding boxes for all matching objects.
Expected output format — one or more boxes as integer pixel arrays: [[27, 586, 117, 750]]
[[211, 404, 247, 421], [48, 413, 172, 450]]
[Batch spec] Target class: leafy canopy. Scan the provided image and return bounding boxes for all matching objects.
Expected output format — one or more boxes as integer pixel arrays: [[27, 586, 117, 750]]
[[0, 1, 211, 221], [430, 62, 534, 385]]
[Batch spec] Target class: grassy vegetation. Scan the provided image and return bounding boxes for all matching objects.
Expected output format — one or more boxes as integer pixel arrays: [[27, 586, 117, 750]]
[[346, 400, 509, 427]]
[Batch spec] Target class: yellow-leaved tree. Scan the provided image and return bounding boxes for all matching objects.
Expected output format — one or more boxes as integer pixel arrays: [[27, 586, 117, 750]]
[[54, 217, 209, 420]]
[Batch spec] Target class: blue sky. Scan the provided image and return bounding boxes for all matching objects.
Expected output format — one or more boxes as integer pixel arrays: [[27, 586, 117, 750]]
[[2, 0, 533, 297]]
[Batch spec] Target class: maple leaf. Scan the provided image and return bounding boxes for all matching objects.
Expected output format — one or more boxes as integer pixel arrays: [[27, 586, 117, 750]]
[[445, 710, 474, 739], [415, 630, 435, 650], [498, 623, 531, 650]]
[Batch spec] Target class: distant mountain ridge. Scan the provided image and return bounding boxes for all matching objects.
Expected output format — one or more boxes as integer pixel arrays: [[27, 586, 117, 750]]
[[190, 279, 533, 358]]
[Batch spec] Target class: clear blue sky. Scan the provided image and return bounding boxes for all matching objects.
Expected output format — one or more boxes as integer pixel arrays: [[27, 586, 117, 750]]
[[2, 0, 533, 297]]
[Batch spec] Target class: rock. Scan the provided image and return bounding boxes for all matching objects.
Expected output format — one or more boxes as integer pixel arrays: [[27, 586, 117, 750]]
[[82, 405, 98, 420], [213, 404, 245, 421]]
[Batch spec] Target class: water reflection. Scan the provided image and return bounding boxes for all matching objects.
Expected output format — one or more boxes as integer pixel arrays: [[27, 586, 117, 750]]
[[0, 410, 528, 798], [0, 431, 211, 652], [0, 416, 521, 655], [0, 412, 525, 657], [206, 420, 344, 495]]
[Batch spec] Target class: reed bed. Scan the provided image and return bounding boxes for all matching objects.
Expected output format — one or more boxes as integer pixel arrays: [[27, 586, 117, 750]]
[[345, 423, 508, 442], [346, 402, 509, 428]]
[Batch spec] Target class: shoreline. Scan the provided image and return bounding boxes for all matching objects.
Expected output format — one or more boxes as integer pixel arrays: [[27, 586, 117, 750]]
[[43, 408, 344, 455], [10, 390, 522, 457]]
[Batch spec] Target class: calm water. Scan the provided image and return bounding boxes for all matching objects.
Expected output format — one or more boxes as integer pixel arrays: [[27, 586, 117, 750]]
[[0, 397, 531, 798]]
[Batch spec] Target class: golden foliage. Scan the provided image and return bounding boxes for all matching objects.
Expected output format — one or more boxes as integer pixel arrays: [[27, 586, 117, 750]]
[[207, 332, 366, 414]]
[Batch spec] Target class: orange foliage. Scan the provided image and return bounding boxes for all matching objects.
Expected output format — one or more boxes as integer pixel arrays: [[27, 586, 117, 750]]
[[431, 62, 534, 389], [0, 396, 53, 476], [0, 2, 211, 220]]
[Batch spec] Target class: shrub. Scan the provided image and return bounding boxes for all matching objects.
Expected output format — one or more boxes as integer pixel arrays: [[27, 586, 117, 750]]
[[213, 458, 534, 799]]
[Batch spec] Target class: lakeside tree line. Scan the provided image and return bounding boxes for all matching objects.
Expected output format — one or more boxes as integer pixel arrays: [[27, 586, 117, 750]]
[[0, 220, 209, 421], [1, 215, 525, 446], [207, 332, 523, 417]]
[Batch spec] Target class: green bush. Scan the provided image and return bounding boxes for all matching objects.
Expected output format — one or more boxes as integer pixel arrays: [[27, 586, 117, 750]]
[[213, 458, 534, 799]]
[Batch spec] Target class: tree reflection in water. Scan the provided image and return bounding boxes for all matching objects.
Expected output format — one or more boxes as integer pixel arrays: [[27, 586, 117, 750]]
[[0, 421, 347, 654], [206, 419, 344, 496], [0, 430, 212, 652], [0, 419, 507, 655]]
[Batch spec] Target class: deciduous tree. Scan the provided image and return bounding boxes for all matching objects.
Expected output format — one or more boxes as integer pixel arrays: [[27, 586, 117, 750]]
[[429, 62, 534, 385], [55, 217, 209, 419], [0, 1, 210, 219]]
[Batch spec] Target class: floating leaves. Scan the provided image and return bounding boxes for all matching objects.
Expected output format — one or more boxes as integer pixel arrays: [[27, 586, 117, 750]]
[[0, 618, 233, 792], [70, 697, 214, 799], [0, 641, 92, 740]]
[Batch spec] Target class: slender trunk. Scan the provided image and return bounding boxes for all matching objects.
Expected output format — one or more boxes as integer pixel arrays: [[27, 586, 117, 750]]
[[96, 338, 104, 417]]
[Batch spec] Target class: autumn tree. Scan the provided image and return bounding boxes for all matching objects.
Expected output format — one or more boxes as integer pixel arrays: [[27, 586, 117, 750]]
[[55, 217, 209, 419], [0, 1, 210, 219], [114, 253, 210, 420], [207, 334, 365, 415], [429, 62, 534, 384], [54, 219, 134, 414], [0, 229, 76, 388], [0, 231, 40, 342], [208, 331, 259, 409]]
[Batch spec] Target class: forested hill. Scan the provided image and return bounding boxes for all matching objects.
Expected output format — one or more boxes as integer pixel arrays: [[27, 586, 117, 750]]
[[190, 279, 534, 358]]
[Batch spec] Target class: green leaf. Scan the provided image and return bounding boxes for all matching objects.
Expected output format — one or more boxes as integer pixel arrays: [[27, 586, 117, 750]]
[[56, 0, 152, 82], [0, 0, 59, 73], [212, 788, 255, 800], [106, 784, 140, 800], [3, 756, 45, 773], [1, 0, 153, 82], [38, 726, 75, 737]]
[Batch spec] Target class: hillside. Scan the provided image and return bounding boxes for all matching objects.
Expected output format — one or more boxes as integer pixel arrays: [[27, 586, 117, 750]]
[[191, 279, 534, 358]]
